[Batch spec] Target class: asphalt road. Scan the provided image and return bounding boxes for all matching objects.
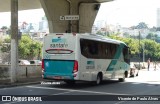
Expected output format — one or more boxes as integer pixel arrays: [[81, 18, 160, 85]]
[[0, 68, 160, 104]]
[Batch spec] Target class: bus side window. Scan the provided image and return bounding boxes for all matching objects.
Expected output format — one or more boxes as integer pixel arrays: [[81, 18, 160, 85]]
[[123, 47, 130, 64], [89, 44, 98, 55], [105, 48, 107, 54], [80, 39, 88, 57], [103, 43, 110, 59], [104, 43, 108, 59], [109, 44, 114, 58], [102, 43, 106, 55], [83, 44, 89, 57]]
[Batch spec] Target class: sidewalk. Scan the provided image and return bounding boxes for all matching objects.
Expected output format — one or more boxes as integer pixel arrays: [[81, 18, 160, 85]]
[[0, 77, 48, 88], [129, 67, 160, 84]]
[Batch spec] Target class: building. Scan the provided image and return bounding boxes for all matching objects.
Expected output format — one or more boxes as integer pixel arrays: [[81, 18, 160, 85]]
[[94, 20, 106, 31], [0, 29, 3, 39], [157, 8, 160, 27], [39, 16, 49, 32]]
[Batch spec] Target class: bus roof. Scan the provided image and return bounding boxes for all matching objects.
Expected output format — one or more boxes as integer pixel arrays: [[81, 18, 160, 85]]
[[47, 33, 127, 46], [79, 33, 127, 46]]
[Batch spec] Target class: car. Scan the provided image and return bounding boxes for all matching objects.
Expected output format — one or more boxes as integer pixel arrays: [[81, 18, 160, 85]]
[[129, 63, 139, 77], [19, 60, 30, 65], [29, 60, 42, 65]]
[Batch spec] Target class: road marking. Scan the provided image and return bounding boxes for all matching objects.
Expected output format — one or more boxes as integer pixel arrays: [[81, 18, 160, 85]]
[[26, 86, 130, 95], [0, 86, 25, 90], [53, 91, 73, 95]]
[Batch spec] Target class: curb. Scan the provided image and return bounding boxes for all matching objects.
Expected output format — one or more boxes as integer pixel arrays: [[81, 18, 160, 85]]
[[0, 79, 53, 88], [0, 81, 42, 88]]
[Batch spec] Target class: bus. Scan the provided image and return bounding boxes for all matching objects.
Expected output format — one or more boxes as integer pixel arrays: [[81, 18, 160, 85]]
[[42, 33, 130, 85]]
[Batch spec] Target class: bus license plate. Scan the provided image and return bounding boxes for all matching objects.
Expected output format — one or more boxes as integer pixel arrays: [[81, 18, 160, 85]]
[[53, 76, 61, 79]]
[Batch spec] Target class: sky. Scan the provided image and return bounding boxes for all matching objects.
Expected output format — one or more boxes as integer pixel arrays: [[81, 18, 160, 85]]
[[0, 0, 160, 28], [95, 0, 160, 27], [0, 9, 45, 28]]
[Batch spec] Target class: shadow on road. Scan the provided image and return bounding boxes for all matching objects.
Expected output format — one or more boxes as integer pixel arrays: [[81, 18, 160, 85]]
[[41, 80, 122, 89]]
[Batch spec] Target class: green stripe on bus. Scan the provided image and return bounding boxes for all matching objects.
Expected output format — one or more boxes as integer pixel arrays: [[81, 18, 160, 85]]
[[107, 43, 125, 71]]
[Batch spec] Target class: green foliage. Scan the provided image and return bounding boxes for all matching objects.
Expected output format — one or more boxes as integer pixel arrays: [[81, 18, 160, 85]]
[[146, 33, 158, 40], [123, 32, 130, 38], [18, 35, 42, 60], [107, 35, 160, 61], [108, 35, 139, 55], [4, 37, 11, 43], [135, 22, 148, 29], [0, 38, 3, 46], [142, 39, 160, 60], [0, 35, 42, 60], [96, 31, 104, 35], [0, 36, 11, 53], [1, 26, 8, 30]]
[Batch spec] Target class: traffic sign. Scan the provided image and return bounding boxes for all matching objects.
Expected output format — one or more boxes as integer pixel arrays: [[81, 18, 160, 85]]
[[60, 15, 79, 20], [60, 16, 65, 20]]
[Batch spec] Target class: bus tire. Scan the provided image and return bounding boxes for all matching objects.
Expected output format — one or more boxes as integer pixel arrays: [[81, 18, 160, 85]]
[[119, 73, 125, 82], [125, 71, 128, 78], [119, 78, 125, 82], [95, 73, 102, 85]]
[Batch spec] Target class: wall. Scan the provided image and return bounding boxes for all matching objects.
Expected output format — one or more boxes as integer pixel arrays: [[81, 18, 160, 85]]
[[0, 65, 42, 83]]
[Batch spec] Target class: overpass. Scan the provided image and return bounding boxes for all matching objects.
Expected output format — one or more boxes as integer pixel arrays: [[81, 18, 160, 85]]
[[0, 0, 113, 33], [0, 0, 114, 83]]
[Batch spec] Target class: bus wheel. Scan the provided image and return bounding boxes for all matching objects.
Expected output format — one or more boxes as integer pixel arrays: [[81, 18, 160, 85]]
[[96, 73, 102, 85], [119, 73, 125, 82], [125, 71, 128, 78], [119, 78, 125, 82]]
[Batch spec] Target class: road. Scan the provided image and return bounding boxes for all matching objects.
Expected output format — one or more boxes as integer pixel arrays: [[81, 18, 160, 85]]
[[0, 68, 160, 104]]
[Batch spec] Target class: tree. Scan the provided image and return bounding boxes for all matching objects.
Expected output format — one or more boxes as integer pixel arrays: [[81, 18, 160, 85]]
[[146, 33, 153, 39], [146, 33, 158, 42], [1, 26, 8, 35], [96, 31, 103, 35], [136, 22, 148, 29], [108, 35, 139, 56], [156, 27, 160, 31], [18, 35, 42, 60], [0, 38, 3, 46], [143, 39, 157, 59], [0, 36, 11, 63], [107, 35, 160, 61], [1, 26, 8, 30], [1, 37, 11, 53], [0, 35, 42, 60], [123, 32, 130, 38]]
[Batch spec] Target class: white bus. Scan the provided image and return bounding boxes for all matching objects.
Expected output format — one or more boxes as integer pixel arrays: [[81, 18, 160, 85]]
[[42, 33, 130, 85]]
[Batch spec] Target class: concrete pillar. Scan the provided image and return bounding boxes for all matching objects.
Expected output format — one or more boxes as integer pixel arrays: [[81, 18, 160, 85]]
[[40, 0, 101, 33], [11, 0, 18, 83], [79, 3, 100, 33]]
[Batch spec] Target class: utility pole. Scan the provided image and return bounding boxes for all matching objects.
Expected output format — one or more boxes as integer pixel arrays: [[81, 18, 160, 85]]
[[142, 43, 145, 68], [139, 31, 141, 70], [11, 0, 18, 83], [143, 44, 145, 62]]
